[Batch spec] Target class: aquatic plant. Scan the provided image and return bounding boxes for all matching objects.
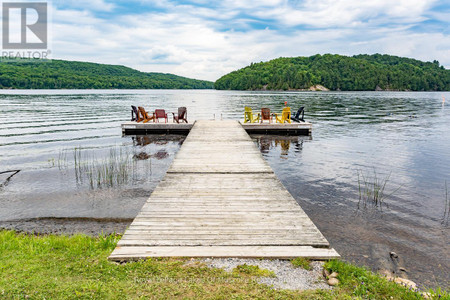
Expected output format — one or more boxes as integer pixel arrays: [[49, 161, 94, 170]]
[[357, 169, 400, 210], [57, 146, 151, 190], [442, 180, 449, 226], [83, 148, 134, 189], [57, 149, 69, 170]]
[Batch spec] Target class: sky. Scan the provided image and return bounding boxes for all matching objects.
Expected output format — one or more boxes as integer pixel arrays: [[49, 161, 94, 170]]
[[34, 0, 450, 80]]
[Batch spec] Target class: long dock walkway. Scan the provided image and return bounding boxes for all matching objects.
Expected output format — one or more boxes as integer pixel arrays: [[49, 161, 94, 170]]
[[109, 120, 338, 260]]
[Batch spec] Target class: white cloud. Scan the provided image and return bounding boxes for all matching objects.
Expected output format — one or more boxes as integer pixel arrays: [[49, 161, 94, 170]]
[[247, 0, 436, 27], [48, 0, 450, 81]]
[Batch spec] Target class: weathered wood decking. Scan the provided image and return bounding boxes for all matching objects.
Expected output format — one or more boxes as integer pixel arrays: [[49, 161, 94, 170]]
[[109, 120, 338, 261], [121, 120, 312, 135]]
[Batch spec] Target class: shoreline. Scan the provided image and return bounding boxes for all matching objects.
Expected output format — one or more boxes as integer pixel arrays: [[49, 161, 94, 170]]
[[0, 217, 132, 236], [1, 217, 448, 292], [1, 228, 446, 298]]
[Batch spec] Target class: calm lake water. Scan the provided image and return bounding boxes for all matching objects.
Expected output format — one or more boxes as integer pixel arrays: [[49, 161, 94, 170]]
[[0, 90, 449, 288]]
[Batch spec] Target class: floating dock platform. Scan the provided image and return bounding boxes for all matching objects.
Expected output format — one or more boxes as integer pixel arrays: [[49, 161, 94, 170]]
[[110, 120, 337, 261], [121, 120, 312, 135]]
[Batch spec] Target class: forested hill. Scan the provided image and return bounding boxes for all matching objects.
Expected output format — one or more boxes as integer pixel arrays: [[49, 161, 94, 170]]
[[214, 54, 450, 91], [0, 58, 213, 89]]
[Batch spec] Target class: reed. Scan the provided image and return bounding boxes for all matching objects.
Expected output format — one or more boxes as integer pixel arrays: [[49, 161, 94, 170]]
[[442, 180, 449, 225], [57, 146, 150, 189], [57, 149, 68, 170], [357, 169, 400, 210]]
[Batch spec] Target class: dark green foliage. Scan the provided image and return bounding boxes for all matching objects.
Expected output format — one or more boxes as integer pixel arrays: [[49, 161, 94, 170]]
[[0, 58, 213, 89], [214, 54, 450, 91]]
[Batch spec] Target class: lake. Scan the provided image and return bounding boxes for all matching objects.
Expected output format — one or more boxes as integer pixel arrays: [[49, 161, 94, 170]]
[[0, 89, 449, 288]]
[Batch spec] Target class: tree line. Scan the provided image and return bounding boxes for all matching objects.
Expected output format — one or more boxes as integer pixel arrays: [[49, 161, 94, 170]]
[[0, 58, 213, 89], [214, 54, 449, 91]]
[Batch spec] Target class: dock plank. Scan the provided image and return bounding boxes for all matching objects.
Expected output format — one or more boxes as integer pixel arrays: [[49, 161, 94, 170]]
[[110, 246, 338, 260], [110, 120, 338, 260]]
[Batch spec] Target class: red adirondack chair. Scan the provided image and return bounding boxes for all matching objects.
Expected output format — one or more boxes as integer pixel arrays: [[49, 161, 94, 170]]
[[154, 109, 168, 123], [172, 107, 188, 123]]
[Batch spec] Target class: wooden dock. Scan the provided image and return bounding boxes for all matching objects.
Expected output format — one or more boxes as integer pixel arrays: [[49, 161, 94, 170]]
[[121, 120, 312, 135], [110, 120, 338, 261]]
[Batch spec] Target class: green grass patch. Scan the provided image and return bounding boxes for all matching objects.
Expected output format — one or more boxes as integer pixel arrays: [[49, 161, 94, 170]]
[[0, 230, 447, 299], [325, 260, 449, 299], [291, 257, 312, 270], [231, 264, 275, 277]]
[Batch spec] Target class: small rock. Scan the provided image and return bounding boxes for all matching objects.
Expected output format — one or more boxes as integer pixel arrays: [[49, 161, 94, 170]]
[[393, 277, 416, 290], [363, 255, 369, 258], [390, 252, 398, 258], [327, 278, 339, 286], [329, 272, 339, 278], [421, 292, 432, 299], [399, 267, 407, 272], [323, 268, 330, 278]]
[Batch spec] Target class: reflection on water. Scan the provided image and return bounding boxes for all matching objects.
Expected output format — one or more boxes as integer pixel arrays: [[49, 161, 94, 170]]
[[0, 90, 449, 288], [252, 135, 308, 157]]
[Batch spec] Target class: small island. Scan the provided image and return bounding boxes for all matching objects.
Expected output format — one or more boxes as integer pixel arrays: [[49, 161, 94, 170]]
[[214, 54, 450, 91]]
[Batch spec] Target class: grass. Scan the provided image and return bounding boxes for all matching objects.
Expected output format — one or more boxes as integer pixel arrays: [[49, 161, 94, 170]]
[[291, 257, 312, 270], [357, 168, 401, 210], [324, 260, 449, 299], [0, 230, 448, 299], [232, 264, 276, 277]]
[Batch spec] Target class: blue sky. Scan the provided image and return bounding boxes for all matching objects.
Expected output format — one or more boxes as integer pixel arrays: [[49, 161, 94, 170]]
[[47, 0, 450, 80]]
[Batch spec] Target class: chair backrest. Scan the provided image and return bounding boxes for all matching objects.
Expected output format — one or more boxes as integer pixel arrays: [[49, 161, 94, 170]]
[[155, 109, 166, 118], [294, 107, 304, 119], [244, 107, 253, 122], [178, 107, 186, 119], [261, 108, 271, 120], [138, 106, 148, 119], [131, 105, 139, 121], [281, 107, 291, 121]]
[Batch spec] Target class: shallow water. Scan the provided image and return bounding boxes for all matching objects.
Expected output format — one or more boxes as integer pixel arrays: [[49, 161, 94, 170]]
[[0, 90, 449, 288]]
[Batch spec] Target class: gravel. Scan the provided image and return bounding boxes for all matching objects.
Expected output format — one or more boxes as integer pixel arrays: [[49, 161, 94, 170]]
[[200, 258, 332, 291]]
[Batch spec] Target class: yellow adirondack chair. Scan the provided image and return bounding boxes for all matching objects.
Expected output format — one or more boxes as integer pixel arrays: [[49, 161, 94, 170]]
[[244, 107, 260, 123], [275, 107, 291, 123]]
